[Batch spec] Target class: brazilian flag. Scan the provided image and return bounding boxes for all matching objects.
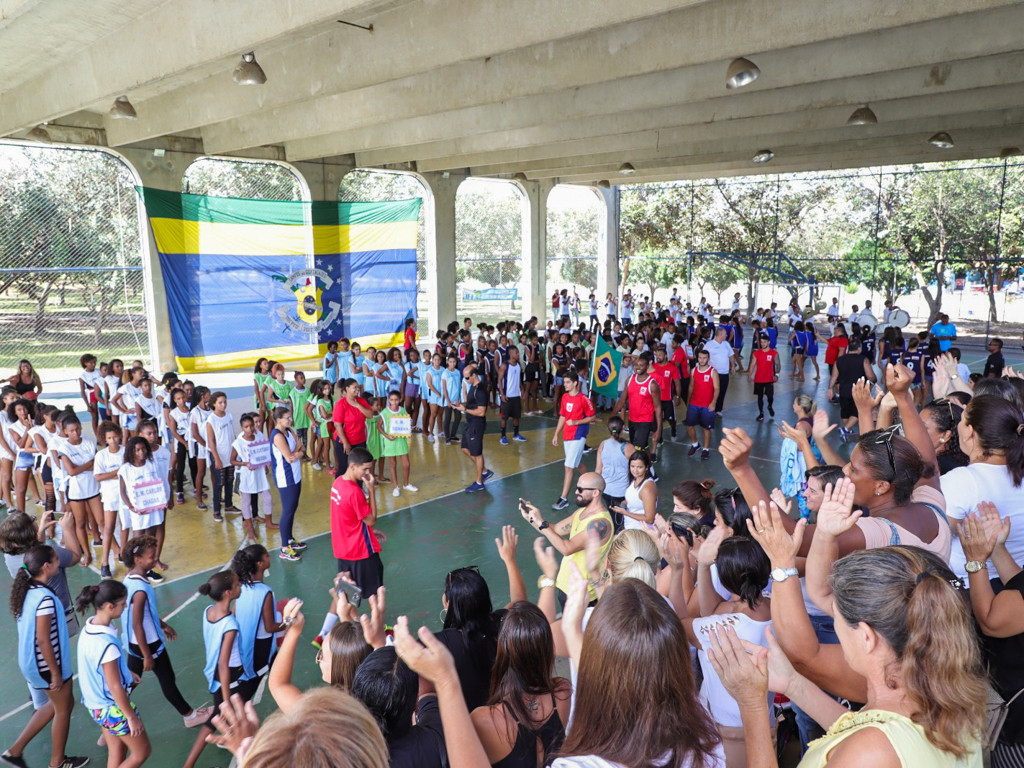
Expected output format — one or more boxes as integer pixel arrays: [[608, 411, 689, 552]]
[[590, 335, 622, 399]]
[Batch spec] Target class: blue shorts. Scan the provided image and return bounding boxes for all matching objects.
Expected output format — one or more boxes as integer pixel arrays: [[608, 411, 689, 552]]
[[98, 406, 108, 421], [124, 414, 138, 430], [15, 451, 34, 471], [685, 404, 715, 430]]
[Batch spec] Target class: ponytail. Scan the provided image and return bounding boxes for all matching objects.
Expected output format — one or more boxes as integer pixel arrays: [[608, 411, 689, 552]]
[[964, 395, 1024, 486], [75, 580, 127, 615], [605, 530, 659, 589], [716, 538, 770, 610], [9, 545, 54, 619]]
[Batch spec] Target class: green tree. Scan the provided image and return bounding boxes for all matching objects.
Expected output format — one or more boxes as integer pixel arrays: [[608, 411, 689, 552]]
[[693, 258, 746, 306], [183, 158, 302, 200], [547, 205, 598, 289], [619, 184, 688, 292], [455, 183, 522, 287]]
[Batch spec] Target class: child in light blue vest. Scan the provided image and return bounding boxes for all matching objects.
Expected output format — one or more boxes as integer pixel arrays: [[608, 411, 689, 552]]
[[76, 579, 151, 764], [231, 544, 287, 700]]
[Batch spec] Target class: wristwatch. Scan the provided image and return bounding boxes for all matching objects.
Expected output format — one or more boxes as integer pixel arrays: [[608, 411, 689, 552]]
[[537, 576, 556, 589], [965, 560, 986, 574], [770, 567, 799, 583], [538, 520, 550, 530]]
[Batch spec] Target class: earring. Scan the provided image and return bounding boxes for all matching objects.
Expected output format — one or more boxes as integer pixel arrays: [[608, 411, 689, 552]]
[[439, 608, 447, 623], [875, 490, 881, 496]]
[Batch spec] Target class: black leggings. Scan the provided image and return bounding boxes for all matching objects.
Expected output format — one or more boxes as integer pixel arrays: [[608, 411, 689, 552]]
[[128, 642, 192, 716], [754, 382, 775, 414], [443, 406, 462, 440], [174, 442, 197, 494]]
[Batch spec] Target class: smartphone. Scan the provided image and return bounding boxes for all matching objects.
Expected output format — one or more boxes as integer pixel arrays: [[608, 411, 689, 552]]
[[670, 521, 694, 546], [337, 580, 362, 608], [872, 384, 883, 399], [519, 499, 530, 515]]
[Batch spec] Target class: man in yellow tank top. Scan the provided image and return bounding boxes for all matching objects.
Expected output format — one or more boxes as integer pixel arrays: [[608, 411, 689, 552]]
[[521, 472, 614, 606]]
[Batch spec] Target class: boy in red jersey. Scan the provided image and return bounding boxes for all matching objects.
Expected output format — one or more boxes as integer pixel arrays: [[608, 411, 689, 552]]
[[685, 349, 719, 461], [748, 334, 781, 421], [550, 370, 597, 510]]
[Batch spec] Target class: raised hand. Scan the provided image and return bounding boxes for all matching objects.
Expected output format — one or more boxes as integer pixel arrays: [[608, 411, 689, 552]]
[[719, 427, 753, 470], [811, 409, 837, 440], [561, 563, 589, 661], [359, 587, 388, 649], [763, 626, 800, 697], [393, 616, 458, 685], [494, 524, 518, 564], [886, 363, 914, 394], [769, 488, 792, 518], [660, 530, 688, 570], [697, 525, 727, 566], [977, 501, 1011, 547], [778, 421, 809, 445], [281, 597, 305, 631], [815, 478, 861, 538], [706, 625, 769, 709], [747, 499, 805, 568], [962, 513, 998, 565], [207, 694, 261, 758], [852, 378, 879, 410], [534, 537, 558, 579]]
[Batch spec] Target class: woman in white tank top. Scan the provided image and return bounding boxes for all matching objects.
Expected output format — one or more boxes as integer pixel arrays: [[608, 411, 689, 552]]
[[595, 417, 634, 531], [614, 450, 657, 531]]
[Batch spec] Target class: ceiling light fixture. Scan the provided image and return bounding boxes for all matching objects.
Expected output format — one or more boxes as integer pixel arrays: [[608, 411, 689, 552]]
[[512, 172, 528, 182], [233, 52, 267, 85], [618, 162, 636, 175], [109, 95, 137, 120], [597, 179, 611, 189], [928, 132, 954, 149], [752, 149, 774, 164], [725, 57, 760, 89], [1000, 147, 1021, 158], [846, 105, 877, 126], [26, 124, 51, 143]]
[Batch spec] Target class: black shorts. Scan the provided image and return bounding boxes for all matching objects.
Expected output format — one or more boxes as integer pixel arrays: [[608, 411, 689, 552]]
[[629, 420, 655, 450], [336, 552, 384, 599], [660, 400, 676, 422], [753, 382, 774, 396], [793, 346, 805, 356], [500, 396, 522, 420], [838, 396, 856, 420], [524, 364, 540, 382], [461, 419, 485, 457]]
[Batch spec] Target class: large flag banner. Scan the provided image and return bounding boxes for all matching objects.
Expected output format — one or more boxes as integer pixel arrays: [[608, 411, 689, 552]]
[[141, 188, 420, 373], [590, 335, 622, 399]]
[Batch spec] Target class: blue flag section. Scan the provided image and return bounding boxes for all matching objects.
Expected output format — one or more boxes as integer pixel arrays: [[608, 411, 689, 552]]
[[140, 188, 420, 373]]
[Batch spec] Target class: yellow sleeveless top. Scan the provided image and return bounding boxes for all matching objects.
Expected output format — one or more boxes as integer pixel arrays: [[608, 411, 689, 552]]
[[801, 710, 981, 768], [555, 506, 614, 601]]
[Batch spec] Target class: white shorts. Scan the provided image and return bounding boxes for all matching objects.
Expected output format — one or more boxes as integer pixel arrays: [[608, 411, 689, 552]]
[[190, 443, 208, 461], [129, 506, 164, 531], [563, 437, 586, 469]]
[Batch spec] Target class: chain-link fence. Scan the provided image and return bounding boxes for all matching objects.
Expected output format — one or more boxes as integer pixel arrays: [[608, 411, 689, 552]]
[[0, 143, 148, 380], [546, 185, 601, 321], [182, 156, 304, 200], [338, 169, 428, 335], [618, 158, 1024, 341]]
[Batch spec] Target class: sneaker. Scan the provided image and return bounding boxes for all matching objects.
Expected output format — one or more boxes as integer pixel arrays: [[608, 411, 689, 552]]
[[393, 486, 401, 497], [196, 502, 208, 511], [651, 470, 660, 482], [289, 539, 308, 551], [176, 492, 185, 505], [225, 506, 241, 513], [481, 469, 494, 482], [768, 406, 775, 417], [427, 434, 435, 443], [146, 569, 164, 583], [213, 511, 224, 522], [100, 566, 112, 579], [688, 443, 700, 457], [756, 413, 764, 422], [92, 538, 101, 547], [311, 634, 324, 650], [465, 481, 486, 493], [312, 462, 322, 471], [500, 435, 509, 446], [279, 546, 302, 561], [701, 449, 711, 461], [183, 705, 214, 728], [838, 427, 849, 443], [53, 757, 89, 768], [583, 444, 594, 454], [1, 752, 28, 768], [552, 497, 569, 511], [404, 484, 418, 492], [512, 434, 527, 442]]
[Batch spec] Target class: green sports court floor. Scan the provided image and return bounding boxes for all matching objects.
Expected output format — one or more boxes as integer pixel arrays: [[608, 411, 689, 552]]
[[0, 345, 1017, 767]]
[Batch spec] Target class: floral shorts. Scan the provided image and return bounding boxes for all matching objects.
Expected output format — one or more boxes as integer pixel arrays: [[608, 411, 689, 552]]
[[91, 701, 139, 736]]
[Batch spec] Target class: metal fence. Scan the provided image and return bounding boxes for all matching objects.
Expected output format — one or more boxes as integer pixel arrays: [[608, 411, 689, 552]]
[[0, 143, 148, 376], [182, 156, 305, 200], [546, 185, 602, 314]]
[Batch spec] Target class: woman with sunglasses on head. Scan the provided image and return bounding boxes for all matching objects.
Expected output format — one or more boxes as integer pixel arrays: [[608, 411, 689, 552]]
[[919, 399, 968, 476]]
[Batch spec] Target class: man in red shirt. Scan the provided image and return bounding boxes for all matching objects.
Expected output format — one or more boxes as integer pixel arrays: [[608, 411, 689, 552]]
[[611, 351, 662, 460], [550, 370, 597, 510], [685, 348, 720, 461], [748, 334, 781, 421], [330, 446, 384, 596], [652, 345, 681, 443]]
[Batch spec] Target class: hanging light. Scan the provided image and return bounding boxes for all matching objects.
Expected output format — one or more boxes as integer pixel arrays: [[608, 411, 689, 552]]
[[597, 179, 611, 188], [618, 162, 636, 175], [725, 57, 760, 89], [109, 95, 138, 120], [846, 105, 877, 126], [232, 52, 267, 85], [512, 172, 528, 182], [752, 149, 774, 164], [928, 132, 954, 149], [1000, 147, 1021, 158], [26, 124, 51, 143]]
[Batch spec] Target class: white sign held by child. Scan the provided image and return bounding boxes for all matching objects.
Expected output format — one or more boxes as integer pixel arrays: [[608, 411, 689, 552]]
[[389, 417, 412, 437], [133, 479, 167, 514], [248, 440, 272, 469]]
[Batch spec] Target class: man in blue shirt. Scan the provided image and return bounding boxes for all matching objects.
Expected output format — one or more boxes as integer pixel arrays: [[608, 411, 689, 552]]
[[930, 313, 957, 352]]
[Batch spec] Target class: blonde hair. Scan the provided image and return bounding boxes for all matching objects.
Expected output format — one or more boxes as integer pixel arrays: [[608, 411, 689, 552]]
[[830, 546, 987, 757], [605, 530, 659, 589], [241, 687, 388, 768], [794, 394, 817, 417]]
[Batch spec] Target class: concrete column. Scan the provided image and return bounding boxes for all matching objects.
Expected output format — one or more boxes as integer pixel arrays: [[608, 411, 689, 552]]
[[420, 171, 464, 336], [595, 186, 620, 301], [519, 179, 555, 323], [292, 158, 351, 202], [118, 146, 200, 374]]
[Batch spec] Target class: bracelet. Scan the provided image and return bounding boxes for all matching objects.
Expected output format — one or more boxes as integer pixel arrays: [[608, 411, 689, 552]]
[[537, 576, 556, 589]]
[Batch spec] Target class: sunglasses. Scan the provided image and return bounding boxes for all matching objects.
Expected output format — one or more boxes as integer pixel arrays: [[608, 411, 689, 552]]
[[931, 398, 959, 424], [446, 565, 480, 585], [575, 486, 598, 493], [873, 425, 902, 477]]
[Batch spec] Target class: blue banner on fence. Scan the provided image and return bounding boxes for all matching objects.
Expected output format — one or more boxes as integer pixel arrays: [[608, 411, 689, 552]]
[[462, 288, 518, 301]]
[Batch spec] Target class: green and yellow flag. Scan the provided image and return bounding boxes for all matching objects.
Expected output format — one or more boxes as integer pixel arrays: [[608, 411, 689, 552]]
[[590, 335, 623, 399]]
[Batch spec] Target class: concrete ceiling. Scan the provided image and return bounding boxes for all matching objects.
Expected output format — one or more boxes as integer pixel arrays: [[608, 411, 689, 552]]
[[2, 0, 1023, 185]]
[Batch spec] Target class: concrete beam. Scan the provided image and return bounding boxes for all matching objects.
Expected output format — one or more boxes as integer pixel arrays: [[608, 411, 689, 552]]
[[277, 0, 1020, 162], [0, 0, 396, 136], [105, 0, 706, 148]]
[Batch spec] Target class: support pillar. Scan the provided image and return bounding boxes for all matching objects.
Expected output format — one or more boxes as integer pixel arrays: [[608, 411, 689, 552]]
[[119, 146, 200, 374], [520, 179, 555, 324], [293, 158, 351, 202], [595, 186, 620, 302], [420, 172, 464, 337]]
